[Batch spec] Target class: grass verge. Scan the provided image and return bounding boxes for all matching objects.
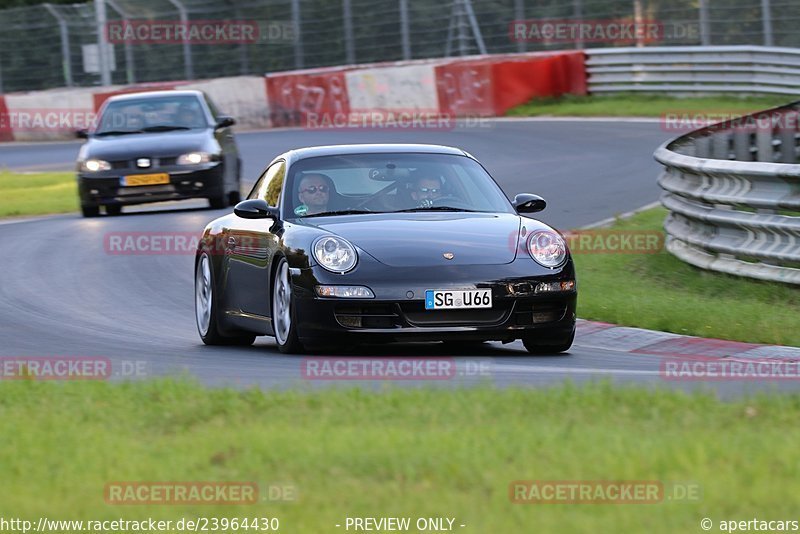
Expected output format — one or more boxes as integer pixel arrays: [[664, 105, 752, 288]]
[[574, 207, 800, 346], [506, 93, 792, 117], [1, 379, 798, 533], [0, 170, 76, 217]]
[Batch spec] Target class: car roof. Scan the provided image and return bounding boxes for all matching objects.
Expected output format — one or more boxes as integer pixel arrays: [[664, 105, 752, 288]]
[[105, 90, 205, 103], [284, 144, 470, 162]]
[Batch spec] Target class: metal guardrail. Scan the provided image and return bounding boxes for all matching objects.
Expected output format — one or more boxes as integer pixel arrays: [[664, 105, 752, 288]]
[[654, 103, 800, 285], [588, 46, 800, 95]]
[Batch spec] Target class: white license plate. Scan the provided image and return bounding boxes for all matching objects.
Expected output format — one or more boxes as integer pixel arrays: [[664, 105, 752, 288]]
[[425, 289, 492, 310]]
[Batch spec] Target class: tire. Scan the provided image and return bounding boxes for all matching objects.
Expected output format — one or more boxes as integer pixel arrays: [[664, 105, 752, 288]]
[[228, 190, 242, 206], [105, 205, 122, 216], [228, 162, 242, 206], [195, 251, 256, 346], [81, 204, 100, 218], [522, 330, 575, 355], [208, 193, 227, 210], [272, 257, 304, 354]]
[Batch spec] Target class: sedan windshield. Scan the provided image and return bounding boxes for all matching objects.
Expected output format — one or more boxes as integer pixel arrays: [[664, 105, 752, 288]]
[[285, 153, 514, 218], [94, 95, 208, 136]]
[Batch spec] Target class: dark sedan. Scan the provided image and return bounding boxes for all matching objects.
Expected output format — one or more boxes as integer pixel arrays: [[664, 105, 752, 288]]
[[194, 144, 577, 354], [76, 90, 242, 217]]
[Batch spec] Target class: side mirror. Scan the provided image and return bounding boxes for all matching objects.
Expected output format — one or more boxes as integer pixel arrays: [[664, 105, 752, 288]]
[[234, 199, 279, 220], [215, 116, 236, 129], [513, 193, 546, 214], [76, 129, 89, 139]]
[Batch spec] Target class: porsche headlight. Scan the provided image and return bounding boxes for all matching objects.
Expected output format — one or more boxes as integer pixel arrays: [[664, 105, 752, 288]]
[[81, 159, 111, 172], [527, 230, 567, 268], [313, 236, 357, 274], [177, 152, 212, 165]]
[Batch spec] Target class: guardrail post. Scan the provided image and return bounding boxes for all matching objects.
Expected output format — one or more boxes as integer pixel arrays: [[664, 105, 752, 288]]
[[514, 0, 525, 53], [165, 0, 193, 80], [399, 0, 411, 60], [761, 0, 774, 46], [342, 0, 355, 64], [291, 0, 304, 69], [106, 0, 134, 85], [44, 4, 74, 88], [573, 0, 583, 49], [698, 0, 711, 45], [94, 0, 112, 86], [756, 129, 773, 162]]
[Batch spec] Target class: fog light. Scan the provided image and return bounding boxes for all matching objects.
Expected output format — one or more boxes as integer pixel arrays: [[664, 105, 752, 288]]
[[535, 280, 575, 293], [338, 316, 362, 328], [90, 189, 99, 195], [315, 285, 374, 298]]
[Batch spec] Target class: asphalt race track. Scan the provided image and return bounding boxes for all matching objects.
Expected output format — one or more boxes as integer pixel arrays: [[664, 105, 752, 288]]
[[1, 119, 793, 396]]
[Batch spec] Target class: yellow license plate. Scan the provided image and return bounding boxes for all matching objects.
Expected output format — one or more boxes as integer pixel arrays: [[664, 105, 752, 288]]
[[122, 173, 170, 187]]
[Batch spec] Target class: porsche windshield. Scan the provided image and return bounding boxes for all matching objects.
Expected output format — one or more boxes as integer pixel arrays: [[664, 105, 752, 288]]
[[285, 153, 514, 218]]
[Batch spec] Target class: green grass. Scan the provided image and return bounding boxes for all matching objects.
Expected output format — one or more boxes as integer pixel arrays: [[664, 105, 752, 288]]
[[574, 207, 800, 346], [0, 170, 77, 217], [507, 93, 793, 117], [1, 379, 799, 533]]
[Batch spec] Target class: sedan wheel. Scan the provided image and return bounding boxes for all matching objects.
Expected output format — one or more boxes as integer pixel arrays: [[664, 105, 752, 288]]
[[195, 252, 255, 346], [272, 258, 303, 353]]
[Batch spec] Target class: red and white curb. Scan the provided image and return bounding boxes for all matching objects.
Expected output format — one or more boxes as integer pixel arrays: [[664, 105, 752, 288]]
[[575, 320, 800, 361]]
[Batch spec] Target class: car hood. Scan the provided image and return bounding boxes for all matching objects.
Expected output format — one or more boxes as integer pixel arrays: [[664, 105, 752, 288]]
[[83, 130, 213, 160], [309, 212, 522, 267]]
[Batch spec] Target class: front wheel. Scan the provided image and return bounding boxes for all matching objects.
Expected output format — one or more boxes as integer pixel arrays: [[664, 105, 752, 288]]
[[195, 252, 256, 346], [81, 204, 100, 218], [522, 330, 574, 355], [272, 257, 303, 354], [208, 193, 227, 209], [105, 205, 122, 216]]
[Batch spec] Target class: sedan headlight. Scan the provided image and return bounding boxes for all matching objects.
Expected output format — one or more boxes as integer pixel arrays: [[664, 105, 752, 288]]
[[313, 236, 357, 274], [81, 159, 111, 172], [177, 152, 213, 165], [527, 230, 567, 268]]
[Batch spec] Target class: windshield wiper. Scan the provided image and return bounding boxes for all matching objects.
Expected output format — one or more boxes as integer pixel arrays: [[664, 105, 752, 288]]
[[141, 125, 192, 132], [303, 209, 375, 218], [94, 129, 145, 137], [394, 206, 477, 213]]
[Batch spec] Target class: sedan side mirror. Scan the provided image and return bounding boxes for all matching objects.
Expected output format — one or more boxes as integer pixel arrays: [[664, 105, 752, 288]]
[[513, 193, 547, 214], [216, 116, 236, 129], [234, 199, 280, 220], [76, 129, 89, 139]]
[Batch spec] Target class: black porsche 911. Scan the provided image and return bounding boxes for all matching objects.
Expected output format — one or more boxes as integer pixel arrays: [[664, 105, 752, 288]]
[[76, 90, 242, 217], [194, 144, 577, 354]]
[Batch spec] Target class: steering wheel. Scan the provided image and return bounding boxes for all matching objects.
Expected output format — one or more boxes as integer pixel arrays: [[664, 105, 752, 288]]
[[429, 195, 472, 210], [354, 183, 397, 209]]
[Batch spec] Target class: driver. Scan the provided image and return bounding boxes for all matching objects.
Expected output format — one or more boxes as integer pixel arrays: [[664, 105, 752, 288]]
[[410, 175, 443, 208], [176, 103, 202, 128], [296, 173, 333, 216]]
